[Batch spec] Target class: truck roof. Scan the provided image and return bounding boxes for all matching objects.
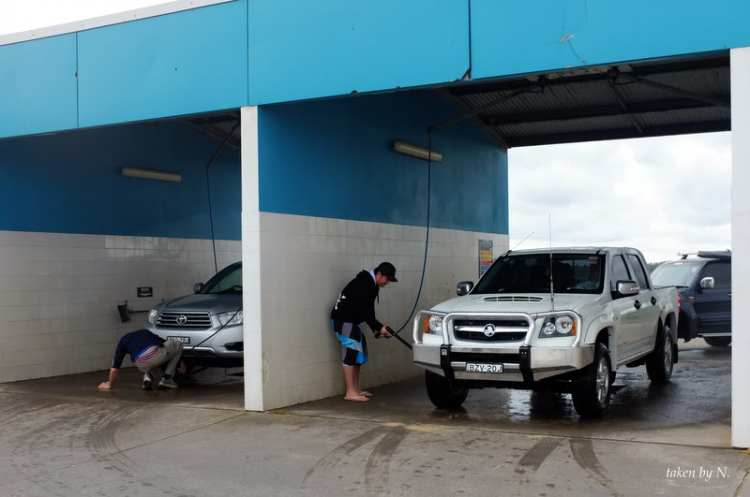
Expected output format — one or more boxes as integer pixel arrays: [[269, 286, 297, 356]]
[[504, 246, 640, 256]]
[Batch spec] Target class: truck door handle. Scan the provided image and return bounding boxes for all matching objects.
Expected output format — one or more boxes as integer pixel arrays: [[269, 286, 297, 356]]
[[634, 300, 642, 309], [728, 293, 732, 298], [651, 296, 657, 305]]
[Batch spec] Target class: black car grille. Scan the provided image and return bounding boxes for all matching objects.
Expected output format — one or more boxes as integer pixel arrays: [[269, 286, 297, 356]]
[[452, 319, 529, 343], [157, 311, 212, 330]]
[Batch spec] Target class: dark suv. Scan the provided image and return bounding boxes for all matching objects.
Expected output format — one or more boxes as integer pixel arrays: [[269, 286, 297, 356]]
[[651, 251, 731, 347]]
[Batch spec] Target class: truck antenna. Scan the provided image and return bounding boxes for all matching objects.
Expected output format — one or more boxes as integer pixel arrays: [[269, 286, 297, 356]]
[[549, 214, 555, 312], [510, 232, 534, 251]]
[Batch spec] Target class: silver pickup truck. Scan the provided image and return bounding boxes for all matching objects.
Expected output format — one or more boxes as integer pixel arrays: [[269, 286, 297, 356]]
[[412, 247, 679, 417]]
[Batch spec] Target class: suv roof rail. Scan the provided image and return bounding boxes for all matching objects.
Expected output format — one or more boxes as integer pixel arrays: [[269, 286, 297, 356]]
[[678, 252, 697, 260]]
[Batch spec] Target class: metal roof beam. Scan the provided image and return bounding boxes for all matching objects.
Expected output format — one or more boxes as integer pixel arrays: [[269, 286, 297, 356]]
[[448, 55, 728, 97], [507, 120, 731, 147], [481, 99, 715, 126]]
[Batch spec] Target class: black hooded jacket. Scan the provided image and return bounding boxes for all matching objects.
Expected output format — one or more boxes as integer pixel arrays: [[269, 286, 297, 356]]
[[330, 270, 383, 332]]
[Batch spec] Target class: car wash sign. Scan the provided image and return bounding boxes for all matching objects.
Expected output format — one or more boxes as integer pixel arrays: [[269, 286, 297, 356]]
[[479, 239, 493, 277]]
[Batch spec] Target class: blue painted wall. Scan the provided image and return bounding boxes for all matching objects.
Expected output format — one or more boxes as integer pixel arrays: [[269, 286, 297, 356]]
[[258, 91, 508, 234], [248, 0, 470, 105], [78, 0, 248, 128], [0, 34, 78, 138], [0, 122, 240, 239], [470, 0, 750, 80]]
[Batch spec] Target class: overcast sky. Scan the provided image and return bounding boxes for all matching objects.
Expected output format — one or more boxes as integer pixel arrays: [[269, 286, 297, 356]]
[[1, 2, 733, 264], [508, 132, 731, 263]]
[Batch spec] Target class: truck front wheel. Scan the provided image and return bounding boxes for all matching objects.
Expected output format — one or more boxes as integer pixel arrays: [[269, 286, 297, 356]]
[[572, 342, 612, 418], [425, 371, 468, 409], [646, 324, 674, 384]]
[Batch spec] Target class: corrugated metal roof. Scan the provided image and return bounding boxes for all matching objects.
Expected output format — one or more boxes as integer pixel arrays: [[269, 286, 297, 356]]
[[441, 54, 730, 148]]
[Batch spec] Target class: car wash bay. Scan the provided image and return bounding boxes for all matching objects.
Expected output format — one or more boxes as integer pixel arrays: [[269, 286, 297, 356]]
[[2, 6, 750, 495], [0, 52, 738, 436]]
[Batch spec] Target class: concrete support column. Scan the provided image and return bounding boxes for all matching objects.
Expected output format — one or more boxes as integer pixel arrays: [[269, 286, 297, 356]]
[[241, 106, 264, 411], [731, 47, 750, 448]]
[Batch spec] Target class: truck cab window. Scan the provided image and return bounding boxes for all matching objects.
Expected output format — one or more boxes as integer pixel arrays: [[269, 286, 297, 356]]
[[627, 254, 650, 290], [610, 255, 631, 292]]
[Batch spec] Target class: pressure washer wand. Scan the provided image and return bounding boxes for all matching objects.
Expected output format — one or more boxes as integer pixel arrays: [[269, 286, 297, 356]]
[[385, 326, 412, 350]]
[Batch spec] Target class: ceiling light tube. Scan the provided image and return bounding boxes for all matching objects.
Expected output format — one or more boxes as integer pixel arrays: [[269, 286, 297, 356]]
[[121, 166, 182, 183], [392, 140, 443, 162]]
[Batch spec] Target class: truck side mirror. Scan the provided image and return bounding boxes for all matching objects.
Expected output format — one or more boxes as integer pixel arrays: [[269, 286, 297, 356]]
[[616, 280, 640, 296], [699, 277, 715, 289], [193, 282, 203, 293], [457, 281, 474, 296]]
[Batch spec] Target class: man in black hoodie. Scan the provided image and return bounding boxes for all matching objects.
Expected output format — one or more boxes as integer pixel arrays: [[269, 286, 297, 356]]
[[330, 262, 397, 402]]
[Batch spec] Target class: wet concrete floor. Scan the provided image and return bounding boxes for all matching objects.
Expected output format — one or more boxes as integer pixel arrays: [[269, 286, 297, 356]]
[[0, 339, 746, 496]]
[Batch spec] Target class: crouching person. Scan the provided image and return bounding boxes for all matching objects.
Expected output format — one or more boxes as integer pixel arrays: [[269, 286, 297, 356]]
[[99, 329, 186, 391]]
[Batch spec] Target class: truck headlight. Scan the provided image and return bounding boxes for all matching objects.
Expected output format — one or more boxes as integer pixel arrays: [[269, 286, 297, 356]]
[[426, 315, 443, 335], [539, 315, 577, 338], [217, 310, 243, 327], [148, 309, 158, 324]]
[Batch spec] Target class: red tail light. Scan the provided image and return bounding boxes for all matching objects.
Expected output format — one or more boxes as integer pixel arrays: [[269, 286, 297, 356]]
[[677, 295, 681, 314]]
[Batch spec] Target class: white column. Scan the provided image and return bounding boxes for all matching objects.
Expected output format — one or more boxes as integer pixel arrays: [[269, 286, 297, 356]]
[[731, 47, 750, 448], [241, 106, 264, 411]]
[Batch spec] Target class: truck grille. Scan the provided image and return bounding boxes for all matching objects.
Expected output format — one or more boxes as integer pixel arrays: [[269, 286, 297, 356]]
[[452, 319, 529, 343], [157, 311, 212, 330]]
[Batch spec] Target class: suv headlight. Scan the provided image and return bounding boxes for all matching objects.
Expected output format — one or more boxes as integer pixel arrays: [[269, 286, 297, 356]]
[[217, 310, 243, 327], [423, 315, 444, 335], [539, 315, 577, 338], [148, 309, 158, 324]]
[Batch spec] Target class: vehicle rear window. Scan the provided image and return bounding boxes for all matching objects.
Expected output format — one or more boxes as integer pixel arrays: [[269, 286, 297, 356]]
[[651, 262, 701, 288], [627, 254, 650, 290], [473, 253, 605, 294]]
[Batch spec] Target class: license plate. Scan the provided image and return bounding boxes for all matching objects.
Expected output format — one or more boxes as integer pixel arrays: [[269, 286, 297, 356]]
[[465, 363, 503, 373], [168, 336, 190, 344]]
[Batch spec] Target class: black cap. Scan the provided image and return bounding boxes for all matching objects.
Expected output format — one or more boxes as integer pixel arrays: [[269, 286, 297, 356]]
[[375, 262, 398, 282]]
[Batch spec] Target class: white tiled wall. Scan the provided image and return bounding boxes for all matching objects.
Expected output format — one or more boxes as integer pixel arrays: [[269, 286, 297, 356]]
[[258, 212, 509, 409], [0, 230, 241, 383]]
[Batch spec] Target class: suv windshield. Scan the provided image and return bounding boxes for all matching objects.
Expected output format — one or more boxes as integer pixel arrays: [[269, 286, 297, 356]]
[[473, 253, 605, 294], [651, 261, 702, 288], [199, 263, 243, 294]]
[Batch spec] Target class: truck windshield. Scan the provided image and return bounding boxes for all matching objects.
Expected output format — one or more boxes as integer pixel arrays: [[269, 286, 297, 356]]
[[650, 261, 701, 288], [473, 254, 605, 295], [199, 263, 243, 294]]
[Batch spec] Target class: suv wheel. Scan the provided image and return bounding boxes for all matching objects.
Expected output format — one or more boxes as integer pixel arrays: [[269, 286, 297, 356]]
[[572, 342, 612, 418], [704, 336, 731, 348], [425, 371, 468, 409], [647, 324, 674, 383]]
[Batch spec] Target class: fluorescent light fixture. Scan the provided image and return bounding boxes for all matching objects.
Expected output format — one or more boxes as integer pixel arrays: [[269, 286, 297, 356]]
[[121, 166, 182, 183], [392, 140, 443, 162]]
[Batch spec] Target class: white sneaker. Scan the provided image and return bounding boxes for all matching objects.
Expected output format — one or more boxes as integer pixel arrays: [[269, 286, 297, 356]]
[[158, 378, 178, 389], [142, 373, 154, 390]]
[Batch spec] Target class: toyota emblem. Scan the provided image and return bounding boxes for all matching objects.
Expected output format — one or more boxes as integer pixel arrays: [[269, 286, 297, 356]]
[[483, 324, 496, 337], [176, 315, 188, 325]]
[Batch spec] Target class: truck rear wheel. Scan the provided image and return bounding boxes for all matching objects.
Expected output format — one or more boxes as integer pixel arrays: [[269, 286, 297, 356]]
[[572, 342, 612, 418], [704, 336, 731, 348], [646, 324, 674, 384], [425, 371, 468, 409]]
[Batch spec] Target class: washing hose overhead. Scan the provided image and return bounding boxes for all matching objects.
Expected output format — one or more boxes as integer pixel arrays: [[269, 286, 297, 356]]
[[390, 131, 433, 339]]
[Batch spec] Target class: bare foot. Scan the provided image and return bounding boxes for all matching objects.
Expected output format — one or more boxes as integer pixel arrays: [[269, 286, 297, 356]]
[[343, 395, 369, 402]]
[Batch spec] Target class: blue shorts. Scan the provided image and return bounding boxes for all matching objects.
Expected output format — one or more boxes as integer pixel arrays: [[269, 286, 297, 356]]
[[332, 320, 368, 366]]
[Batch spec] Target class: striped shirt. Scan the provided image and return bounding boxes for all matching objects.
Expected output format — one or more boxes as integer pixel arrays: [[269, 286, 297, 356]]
[[134, 345, 160, 363]]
